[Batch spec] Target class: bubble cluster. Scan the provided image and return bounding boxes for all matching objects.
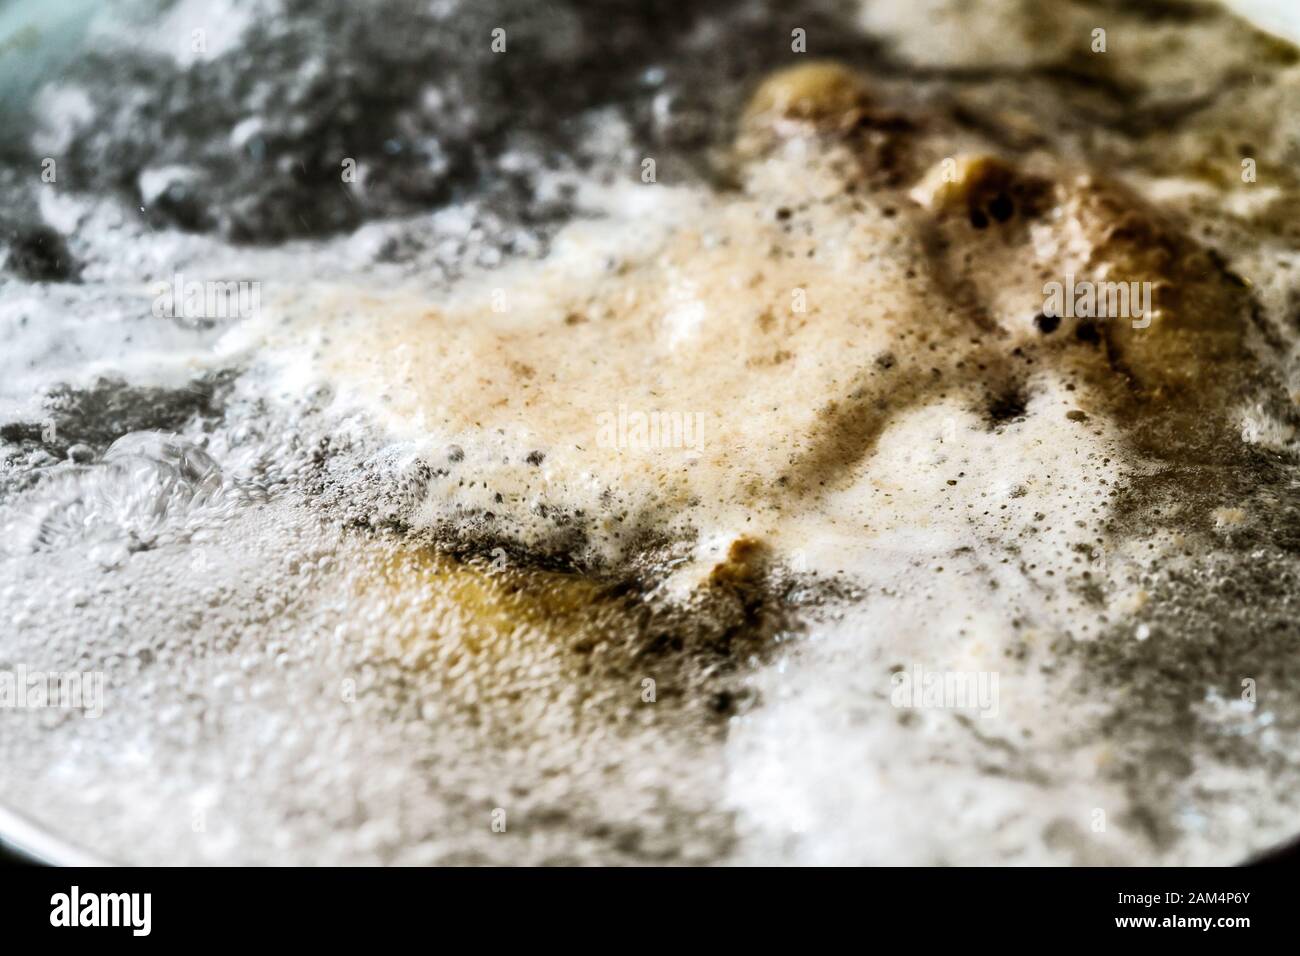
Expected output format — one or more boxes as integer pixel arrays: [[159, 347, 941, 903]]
[[2, 0, 1300, 866]]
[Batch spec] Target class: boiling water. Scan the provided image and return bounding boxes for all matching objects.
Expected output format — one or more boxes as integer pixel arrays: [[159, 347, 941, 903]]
[[2, 0, 1300, 865]]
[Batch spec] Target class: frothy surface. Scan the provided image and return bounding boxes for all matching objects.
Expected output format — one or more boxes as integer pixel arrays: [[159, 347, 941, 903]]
[[3, 0, 1300, 865]]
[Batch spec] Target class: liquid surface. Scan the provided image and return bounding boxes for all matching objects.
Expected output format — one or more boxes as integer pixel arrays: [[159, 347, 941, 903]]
[[2, 0, 1300, 864]]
